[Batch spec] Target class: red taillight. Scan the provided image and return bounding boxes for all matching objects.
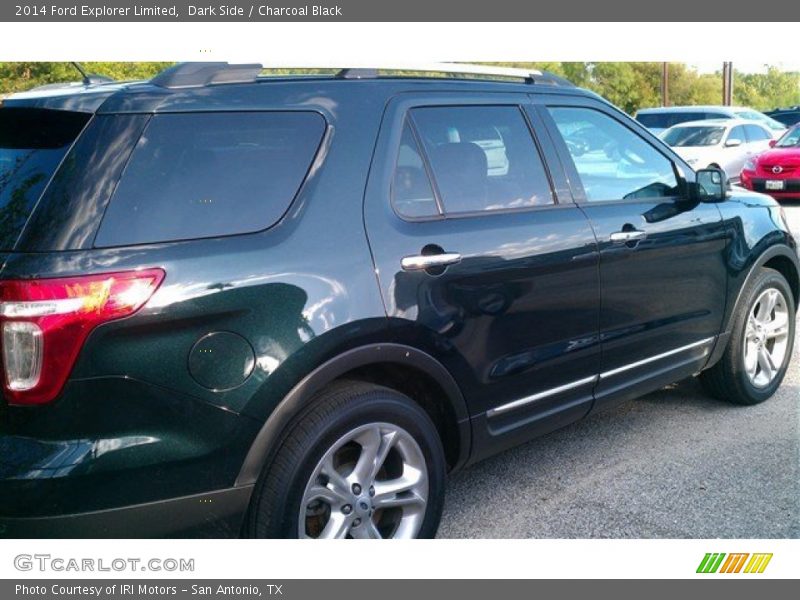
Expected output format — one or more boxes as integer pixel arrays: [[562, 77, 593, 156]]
[[0, 269, 164, 406]]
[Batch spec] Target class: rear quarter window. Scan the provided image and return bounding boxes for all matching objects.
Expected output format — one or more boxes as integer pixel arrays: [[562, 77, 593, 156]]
[[0, 108, 90, 251], [94, 111, 325, 247]]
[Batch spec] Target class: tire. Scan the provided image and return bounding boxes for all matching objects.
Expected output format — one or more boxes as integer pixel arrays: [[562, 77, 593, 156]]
[[701, 267, 796, 405], [247, 380, 446, 539]]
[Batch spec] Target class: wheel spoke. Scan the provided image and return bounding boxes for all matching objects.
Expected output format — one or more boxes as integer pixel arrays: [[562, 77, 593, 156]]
[[320, 455, 350, 497], [373, 490, 426, 510], [757, 347, 776, 381], [744, 341, 759, 378], [305, 484, 347, 506], [318, 513, 351, 539], [351, 427, 399, 485], [765, 290, 779, 319], [369, 431, 398, 482], [350, 520, 382, 539], [350, 426, 382, 484], [765, 319, 789, 340], [372, 466, 425, 506]]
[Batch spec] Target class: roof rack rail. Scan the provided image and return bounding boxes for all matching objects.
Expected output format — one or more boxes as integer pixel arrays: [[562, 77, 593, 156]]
[[148, 62, 574, 89], [334, 63, 572, 86], [151, 62, 263, 89]]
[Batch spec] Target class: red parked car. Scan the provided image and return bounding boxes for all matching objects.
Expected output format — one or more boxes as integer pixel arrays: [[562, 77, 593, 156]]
[[741, 124, 800, 200]]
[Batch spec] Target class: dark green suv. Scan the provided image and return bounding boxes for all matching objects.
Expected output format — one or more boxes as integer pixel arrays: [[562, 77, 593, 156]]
[[0, 63, 797, 538]]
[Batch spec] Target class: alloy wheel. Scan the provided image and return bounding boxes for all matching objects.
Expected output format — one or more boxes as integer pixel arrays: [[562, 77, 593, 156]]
[[743, 287, 790, 388], [299, 422, 428, 539]]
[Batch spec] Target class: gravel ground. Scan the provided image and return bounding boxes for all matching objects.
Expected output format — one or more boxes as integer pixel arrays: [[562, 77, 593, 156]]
[[438, 202, 800, 539]]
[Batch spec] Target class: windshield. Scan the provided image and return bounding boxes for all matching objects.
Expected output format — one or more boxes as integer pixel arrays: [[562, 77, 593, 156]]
[[661, 126, 725, 147], [0, 108, 90, 251], [776, 126, 800, 148], [733, 109, 786, 131]]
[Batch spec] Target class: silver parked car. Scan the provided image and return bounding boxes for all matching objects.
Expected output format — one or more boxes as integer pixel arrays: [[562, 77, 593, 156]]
[[636, 105, 787, 138], [659, 119, 774, 182]]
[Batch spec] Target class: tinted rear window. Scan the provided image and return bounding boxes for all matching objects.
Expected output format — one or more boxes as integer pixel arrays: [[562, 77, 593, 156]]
[[0, 108, 90, 251], [95, 111, 325, 247]]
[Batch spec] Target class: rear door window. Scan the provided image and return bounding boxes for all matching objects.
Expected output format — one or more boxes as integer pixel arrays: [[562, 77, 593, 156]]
[[409, 106, 554, 215], [95, 111, 325, 247], [0, 108, 90, 251]]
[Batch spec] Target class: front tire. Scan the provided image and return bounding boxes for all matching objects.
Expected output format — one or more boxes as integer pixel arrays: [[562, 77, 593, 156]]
[[701, 267, 795, 405], [247, 381, 446, 538]]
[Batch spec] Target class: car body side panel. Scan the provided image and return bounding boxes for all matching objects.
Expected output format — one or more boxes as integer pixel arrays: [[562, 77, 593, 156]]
[[364, 93, 602, 462]]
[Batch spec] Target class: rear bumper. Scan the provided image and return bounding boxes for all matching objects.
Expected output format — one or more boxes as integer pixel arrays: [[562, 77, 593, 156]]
[[0, 486, 253, 538], [0, 376, 262, 534]]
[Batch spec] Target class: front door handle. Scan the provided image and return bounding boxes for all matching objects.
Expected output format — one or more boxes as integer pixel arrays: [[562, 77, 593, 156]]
[[401, 252, 462, 272], [610, 230, 647, 244]]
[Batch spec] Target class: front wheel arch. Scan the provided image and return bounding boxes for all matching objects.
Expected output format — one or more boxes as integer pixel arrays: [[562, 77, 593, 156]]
[[706, 244, 799, 371], [726, 244, 799, 331]]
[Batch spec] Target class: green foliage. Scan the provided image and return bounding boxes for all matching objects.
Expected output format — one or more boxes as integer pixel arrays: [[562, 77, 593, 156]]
[[735, 66, 800, 111], [1, 62, 798, 115], [493, 62, 800, 114], [0, 62, 172, 95]]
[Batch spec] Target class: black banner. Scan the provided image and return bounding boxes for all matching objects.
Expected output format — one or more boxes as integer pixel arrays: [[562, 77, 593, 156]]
[[4, 0, 800, 22], [5, 580, 800, 599]]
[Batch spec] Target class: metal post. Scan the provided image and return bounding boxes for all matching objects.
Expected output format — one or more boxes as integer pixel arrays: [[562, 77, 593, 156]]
[[722, 62, 734, 106]]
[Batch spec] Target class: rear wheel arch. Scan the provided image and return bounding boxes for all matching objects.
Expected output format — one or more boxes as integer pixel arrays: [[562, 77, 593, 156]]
[[235, 343, 471, 488]]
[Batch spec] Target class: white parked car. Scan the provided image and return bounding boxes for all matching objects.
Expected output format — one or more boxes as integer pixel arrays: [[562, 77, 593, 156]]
[[659, 119, 775, 182]]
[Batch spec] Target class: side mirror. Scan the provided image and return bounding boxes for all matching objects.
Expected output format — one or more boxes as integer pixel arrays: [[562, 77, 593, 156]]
[[769, 139, 777, 148], [725, 138, 743, 148], [695, 168, 728, 202]]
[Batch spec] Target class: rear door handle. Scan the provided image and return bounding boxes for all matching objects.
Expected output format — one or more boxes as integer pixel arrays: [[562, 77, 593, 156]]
[[401, 252, 462, 271], [610, 230, 647, 243]]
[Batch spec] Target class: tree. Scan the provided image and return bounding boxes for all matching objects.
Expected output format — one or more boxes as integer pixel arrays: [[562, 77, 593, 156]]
[[735, 67, 800, 110], [0, 62, 172, 95]]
